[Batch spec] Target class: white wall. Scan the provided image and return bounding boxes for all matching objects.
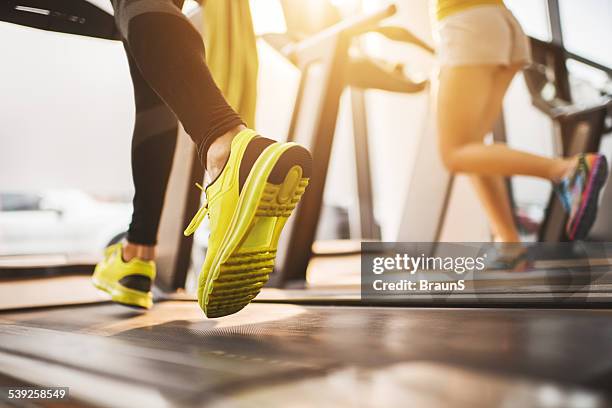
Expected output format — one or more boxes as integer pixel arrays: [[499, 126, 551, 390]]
[[0, 23, 135, 199], [359, 0, 437, 240]]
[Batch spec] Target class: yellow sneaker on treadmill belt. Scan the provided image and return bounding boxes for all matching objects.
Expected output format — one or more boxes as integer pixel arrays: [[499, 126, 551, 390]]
[[92, 243, 155, 309], [184, 128, 312, 318]]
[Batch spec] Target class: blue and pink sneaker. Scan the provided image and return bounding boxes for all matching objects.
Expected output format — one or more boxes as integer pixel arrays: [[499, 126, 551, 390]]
[[555, 153, 609, 241]]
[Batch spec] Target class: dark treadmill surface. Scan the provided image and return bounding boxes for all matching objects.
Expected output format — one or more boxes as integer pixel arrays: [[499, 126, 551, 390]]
[[1, 301, 612, 407]]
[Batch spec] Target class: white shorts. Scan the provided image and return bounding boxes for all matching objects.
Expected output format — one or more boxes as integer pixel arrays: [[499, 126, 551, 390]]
[[435, 5, 531, 67]]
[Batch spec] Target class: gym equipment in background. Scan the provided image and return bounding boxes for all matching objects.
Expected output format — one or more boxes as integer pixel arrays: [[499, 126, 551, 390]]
[[522, 37, 612, 242], [262, 0, 434, 286], [0, 0, 119, 40]]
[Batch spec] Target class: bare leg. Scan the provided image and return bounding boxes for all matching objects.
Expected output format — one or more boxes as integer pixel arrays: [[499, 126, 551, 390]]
[[437, 65, 574, 242], [437, 66, 574, 180], [205, 125, 247, 183], [123, 243, 156, 261], [470, 65, 522, 242]]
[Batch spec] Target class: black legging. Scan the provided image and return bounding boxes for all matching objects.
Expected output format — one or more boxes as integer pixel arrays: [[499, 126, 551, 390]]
[[110, 0, 245, 245]]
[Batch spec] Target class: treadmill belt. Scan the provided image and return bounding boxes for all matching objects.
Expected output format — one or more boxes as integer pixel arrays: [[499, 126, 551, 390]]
[[1, 302, 611, 407]]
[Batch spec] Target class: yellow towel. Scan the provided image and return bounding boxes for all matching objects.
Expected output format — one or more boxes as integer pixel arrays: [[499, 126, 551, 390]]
[[204, 0, 259, 127]]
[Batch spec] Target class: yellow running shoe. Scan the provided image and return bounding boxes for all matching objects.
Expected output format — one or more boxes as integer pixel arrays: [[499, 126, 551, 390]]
[[184, 128, 312, 318], [92, 243, 155, 309]]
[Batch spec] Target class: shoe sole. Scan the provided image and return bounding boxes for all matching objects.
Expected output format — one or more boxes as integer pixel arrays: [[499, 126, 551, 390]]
[[92, 276, 153, 309], [568, 155, 609, 240], [200, 142, 312, 318]]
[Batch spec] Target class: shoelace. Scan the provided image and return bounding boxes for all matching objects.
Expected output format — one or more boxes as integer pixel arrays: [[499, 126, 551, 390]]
[[555, 154, 587, 213], [184, 183, 208, 237], [569, 156, 589, 211], [104, 243, 120, 259], [554, 179, 572, 212]]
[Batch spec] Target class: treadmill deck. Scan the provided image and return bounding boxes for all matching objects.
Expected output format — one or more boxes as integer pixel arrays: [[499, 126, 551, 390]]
[[1, 301, 611, 407]]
